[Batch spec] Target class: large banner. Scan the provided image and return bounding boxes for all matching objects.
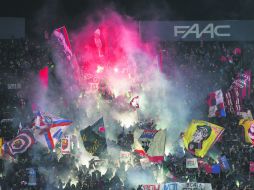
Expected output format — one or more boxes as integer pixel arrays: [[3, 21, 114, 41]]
[[140, 182, 212, 190], [139, 20, 254, 41]]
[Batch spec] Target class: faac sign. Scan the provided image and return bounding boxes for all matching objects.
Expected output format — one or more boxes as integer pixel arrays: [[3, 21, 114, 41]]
[[174, 23, 231, 39], [139, 20, 254, 41]]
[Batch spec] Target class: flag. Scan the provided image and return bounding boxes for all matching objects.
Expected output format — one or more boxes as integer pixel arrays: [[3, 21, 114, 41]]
[[212, 164, 221, 174], [3, 128, 35, 157], [219, 155, 230, 171], [224, 88, 242, 114], [61, 135, 71, 154], [80, 117, 107, 156], [33, 112, 72, 150], [225, 70, 252, 114], [183, 120, 224, 158], [51, 26, 72, 61], [0, 137, 3, 157], [133, 129, 166, 162], [239, 119, 254, 144], [90, 117, 106, 135], [130, 96, 140, 109], [207, 89, 226, 117], [204, 163, 212, 173], [186, 158, 198, 168], [230, 70, 251, 100], [250, 161, 254, 173]]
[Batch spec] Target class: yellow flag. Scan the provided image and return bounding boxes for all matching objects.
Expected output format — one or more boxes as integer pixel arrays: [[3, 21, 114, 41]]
[[0, 137, 3, 157], [183, 120, 224, 158], [239, 119, 254, 144]]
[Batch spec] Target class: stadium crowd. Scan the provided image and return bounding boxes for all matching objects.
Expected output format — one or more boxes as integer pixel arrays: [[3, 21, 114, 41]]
[[0, 38, 254, 190]]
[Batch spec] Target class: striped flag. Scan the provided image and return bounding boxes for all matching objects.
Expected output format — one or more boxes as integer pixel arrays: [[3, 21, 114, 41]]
[[230, 70, 251, 100], [225, 70, 252, 115], [225, 88, 242, 114], [33, 112, 72, 150]]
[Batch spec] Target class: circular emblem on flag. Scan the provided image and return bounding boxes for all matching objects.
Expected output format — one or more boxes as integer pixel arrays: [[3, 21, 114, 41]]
[[12, 139, 25, 149]]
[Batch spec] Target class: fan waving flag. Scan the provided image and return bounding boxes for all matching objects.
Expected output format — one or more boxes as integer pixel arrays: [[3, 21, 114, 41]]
[[3, 128, 35, 157], [51, 26, 72, 61], [207, 89, 226, 117], [133, 129, 166, 162], [33, 112, 72, 150], [225, 70, 252, 115], [183, 120, 224, 158], [80, 117, 107, 156], [230, 70, 251, 101]]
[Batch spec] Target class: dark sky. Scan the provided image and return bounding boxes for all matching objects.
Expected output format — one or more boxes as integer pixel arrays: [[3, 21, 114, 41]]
[[1, 0, 254, 20]]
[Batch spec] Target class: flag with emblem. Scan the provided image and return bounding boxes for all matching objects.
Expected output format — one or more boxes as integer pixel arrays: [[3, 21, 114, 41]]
[[80, 117, 107, 156], [183, 120, 224, 158], [33, 111, 72, 150], [61, 135, 71, 154], [3, 128, 35, 157], [186, 158, 198, 168], [133, 129, 166, 162]]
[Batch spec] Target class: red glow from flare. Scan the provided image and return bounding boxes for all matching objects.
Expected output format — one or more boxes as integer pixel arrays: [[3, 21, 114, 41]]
[[72, 13, 155, 76], [39, 66, 48, 89]]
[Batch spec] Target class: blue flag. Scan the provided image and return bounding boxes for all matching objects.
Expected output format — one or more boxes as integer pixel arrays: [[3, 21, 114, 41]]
[[212, 164, 221, 174], [220, 155, 230, 171]]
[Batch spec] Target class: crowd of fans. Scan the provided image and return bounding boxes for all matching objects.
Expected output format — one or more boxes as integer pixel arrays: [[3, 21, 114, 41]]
[[0, 38, 254, 190]]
